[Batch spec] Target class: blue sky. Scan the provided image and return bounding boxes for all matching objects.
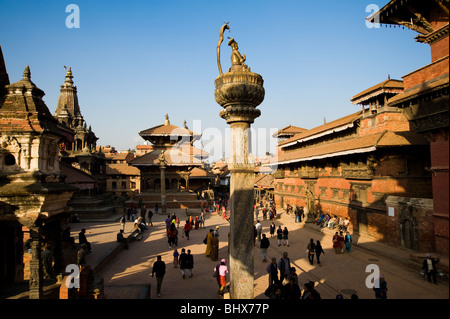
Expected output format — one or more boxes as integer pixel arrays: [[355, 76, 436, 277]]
[[0, 0, 430, 161]]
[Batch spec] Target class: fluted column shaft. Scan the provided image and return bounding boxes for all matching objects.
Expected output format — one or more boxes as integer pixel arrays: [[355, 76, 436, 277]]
[[215, 70, 264, 299]]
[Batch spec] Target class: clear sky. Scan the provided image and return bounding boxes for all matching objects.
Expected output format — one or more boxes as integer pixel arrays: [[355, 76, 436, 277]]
[[0, 0, 430, 162]]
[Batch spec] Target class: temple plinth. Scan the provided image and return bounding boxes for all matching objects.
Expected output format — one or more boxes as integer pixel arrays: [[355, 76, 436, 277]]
[[214, 27, 265, 299]]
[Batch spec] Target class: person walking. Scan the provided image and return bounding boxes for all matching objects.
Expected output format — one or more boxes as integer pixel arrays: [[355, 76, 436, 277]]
[[186, 249, 194, 278], [282, 227, 289, 247], [422, 254, 440, 284], [214, 259, 228, 298], [307, 238, 316, 265], [183, 220, 192, 240], [173, 248, 179, 268], [214, 226, 220, 238], [165, 215, 172, 230], [278, 252, 291, 284], [260, 233, 270, 262], [205, 229, 214, 257], [210, 233, 219, 261], [294, 207, 301, 223], [41, 243, 54, 279], [315, 240, 325, 266], [179, 248, 187, 279], [332, 232, 341, 254], [269, 222, 276, 238], [255, 220, 262, 241], [266, 257, 279, 286], [339, 231, 345, 253], [167, 224, 177, 248], [151, 255, 166, 297], [276, 226, 283, 247], [147, 208, 154, 226], [199, 212, 205, 229], [344, 231, 352, 253], [373, 274, 388, 299]]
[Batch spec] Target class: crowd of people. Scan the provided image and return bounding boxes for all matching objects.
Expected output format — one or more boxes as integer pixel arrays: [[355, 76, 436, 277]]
[[314, 213, 350, 232], [254, 199, 277, 221], [63, 191, 442, 300], [264, 252, 322, 299]]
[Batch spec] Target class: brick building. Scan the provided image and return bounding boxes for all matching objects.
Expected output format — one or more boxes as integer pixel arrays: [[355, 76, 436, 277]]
[[268, 78, 434, 252], [368, 0, 449, 256]]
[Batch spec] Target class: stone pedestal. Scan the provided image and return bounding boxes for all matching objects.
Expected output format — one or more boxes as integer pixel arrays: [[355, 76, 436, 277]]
[[215, 67, 264, 299], [160, 164, 166, 215]]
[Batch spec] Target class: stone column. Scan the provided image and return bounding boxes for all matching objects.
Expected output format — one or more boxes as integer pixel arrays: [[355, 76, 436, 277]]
[[160, 164, 166, 215], [28, 226, 43, 299], [215, 69, 264, 298]]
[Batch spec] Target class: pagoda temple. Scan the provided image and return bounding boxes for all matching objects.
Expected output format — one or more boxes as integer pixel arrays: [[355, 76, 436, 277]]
[[129, 115, 211, 209]]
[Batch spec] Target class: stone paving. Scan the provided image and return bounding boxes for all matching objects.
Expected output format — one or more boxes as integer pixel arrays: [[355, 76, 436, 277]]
[[69, 208, 449, 299]]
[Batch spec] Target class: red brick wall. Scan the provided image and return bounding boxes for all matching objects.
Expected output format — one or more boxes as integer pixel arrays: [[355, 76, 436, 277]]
[[359, 112, 410, 136], [385, 197, 435, 253], [402, 57, 449, 90], [431, 36, 449, 63], [273, 150, 433, 248], [430, 130, 449, 257]]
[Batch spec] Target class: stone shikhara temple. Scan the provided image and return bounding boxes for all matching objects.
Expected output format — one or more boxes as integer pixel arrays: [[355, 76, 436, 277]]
[[0, 48, 77, 298], [54, 67, 108, 198]]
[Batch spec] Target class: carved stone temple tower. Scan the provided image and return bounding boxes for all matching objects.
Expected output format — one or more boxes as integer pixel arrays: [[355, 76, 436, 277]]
[[214, 24, 265, 299], [0, 62, 76, 298]]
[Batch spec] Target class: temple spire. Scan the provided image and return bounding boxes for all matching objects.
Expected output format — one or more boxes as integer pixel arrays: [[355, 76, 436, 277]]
[[63, 66, 74, 87], [23, 65, 31, 81], [164, 113, 170, 126], [0, 44, 10, 90]]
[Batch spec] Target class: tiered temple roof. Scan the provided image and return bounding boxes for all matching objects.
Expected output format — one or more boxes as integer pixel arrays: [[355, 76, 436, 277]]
[[0, 65, 74, 142]]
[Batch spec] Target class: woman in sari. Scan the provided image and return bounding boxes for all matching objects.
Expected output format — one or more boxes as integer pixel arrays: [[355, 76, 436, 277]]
[[205, 229, 213, 257], [332, 232, 341, 254], [344, 231, 352, 253]]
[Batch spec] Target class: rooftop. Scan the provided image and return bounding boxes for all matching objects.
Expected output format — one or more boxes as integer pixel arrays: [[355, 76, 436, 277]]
[[279, 111, 363, 149], [351, 79, 404, 105]]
